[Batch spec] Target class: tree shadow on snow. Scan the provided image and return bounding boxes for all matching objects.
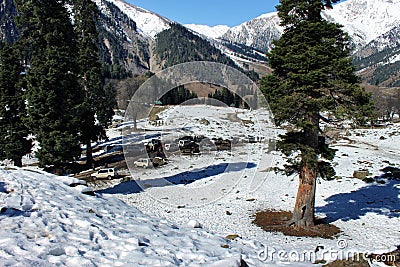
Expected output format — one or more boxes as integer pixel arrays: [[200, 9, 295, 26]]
[[97, 162, 256, 195], [0, 207, 33, 217], [96, 179, 144, 194], [316, 170, 400, 223], [0, 182, 6, 193]]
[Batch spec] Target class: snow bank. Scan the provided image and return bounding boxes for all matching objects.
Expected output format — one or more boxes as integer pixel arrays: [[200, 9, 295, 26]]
[[0, 167, 268, 266]]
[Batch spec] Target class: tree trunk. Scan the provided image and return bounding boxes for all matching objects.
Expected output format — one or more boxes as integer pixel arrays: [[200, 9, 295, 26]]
[[133, 111, 137, 130], [86, 139, 93, 169], [292, 157, 317, 227], [291, 113, 319, 228], [13, 157, 22, 168]]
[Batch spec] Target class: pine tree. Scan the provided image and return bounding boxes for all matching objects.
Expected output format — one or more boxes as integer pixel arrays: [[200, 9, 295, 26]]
[[0, 43, 32, 167], [73, 0, 115, 168], [260, 0, 374, 228], [14, 0, 83, 168]]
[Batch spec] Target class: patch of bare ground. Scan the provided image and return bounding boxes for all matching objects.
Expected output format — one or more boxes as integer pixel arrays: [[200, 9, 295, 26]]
[[253, 210, 341, 239]]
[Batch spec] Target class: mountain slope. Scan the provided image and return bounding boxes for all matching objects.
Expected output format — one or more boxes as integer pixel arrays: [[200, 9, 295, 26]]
[[186, 0, 400, 87], [97, 0, 171, 39], [221, 12, 282, 53], [324, 0, 400, 48], [97, 1, 261, 78], [153, 23, 259, 80], [95, 0, 149, 78], [354, 24, 400, 87], [1, 0, 400, 86], [210, 0, 400, 53]]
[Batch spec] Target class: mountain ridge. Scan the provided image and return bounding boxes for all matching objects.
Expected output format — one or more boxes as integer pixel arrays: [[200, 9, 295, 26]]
[[184, 0, 400, 87], [98, 0, 172, 39], [1, 0, 399, 87]]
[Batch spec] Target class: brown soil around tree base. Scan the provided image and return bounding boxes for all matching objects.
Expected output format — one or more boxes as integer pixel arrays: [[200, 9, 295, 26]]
[[253, 210, 341, 239]]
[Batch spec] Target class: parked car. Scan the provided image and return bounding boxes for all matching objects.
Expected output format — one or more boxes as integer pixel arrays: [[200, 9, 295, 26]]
[[91, 168, 118, 180], [180, 141, 200, 155], [213, 138, 231, 151], [152, 157, 168, 167], [134, 158, 152, 168]]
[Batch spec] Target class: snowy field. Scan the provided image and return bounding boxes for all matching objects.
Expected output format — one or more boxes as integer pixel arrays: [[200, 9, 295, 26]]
[[1, 105, 399, 266]]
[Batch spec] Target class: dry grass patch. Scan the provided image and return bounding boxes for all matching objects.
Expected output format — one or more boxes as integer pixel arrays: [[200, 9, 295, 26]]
[[253, 210, 341, 239]]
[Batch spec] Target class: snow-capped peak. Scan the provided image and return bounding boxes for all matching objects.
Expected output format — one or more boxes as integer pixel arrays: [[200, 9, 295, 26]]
[[95, 0, 172, 38], [195, 0, 400, 53], [221, 11, 282, 52], [184, 24, 230, 39], [324, 0, 400, 46]]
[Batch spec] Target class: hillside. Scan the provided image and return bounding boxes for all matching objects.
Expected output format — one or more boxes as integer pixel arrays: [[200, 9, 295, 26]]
[[1, 0, 400, 85], [354, 24, 400, 87], [0, 0, 256, 79], [187, 0, 400, 87]]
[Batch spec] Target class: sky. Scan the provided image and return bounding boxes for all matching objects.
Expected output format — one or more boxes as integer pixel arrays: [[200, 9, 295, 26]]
[[125, 0, 281, 27]]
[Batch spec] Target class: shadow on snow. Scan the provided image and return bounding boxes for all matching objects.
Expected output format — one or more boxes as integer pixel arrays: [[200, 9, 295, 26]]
[[317, 170, 400, 223], [96, 162, 256, 195], [0, 181, 6, 193]]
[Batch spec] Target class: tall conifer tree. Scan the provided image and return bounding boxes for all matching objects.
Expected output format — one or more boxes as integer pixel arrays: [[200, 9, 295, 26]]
[[261, 0, 374, 227], [73, 0, 115, 167], [0, 43, 32, 167], [14, 0, 83, 168]]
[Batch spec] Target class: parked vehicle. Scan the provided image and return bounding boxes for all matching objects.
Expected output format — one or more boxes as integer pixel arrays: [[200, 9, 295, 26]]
[[91, 168, 118, 180], [180, 141, 200, 155], [134, 158, 152, 168], [213, 138, 231, 151], [248, 135, 256, 143], [152, 157, 168, 167]]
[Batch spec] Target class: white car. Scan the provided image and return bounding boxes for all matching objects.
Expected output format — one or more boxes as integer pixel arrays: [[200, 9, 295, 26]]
[[134, 158, 152, 168], [91, 168, 118, 180]]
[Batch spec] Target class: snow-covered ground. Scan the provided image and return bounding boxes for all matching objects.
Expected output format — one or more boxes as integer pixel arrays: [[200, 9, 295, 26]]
[[0, 167, 263, 266], [1, 105, 399, 266]]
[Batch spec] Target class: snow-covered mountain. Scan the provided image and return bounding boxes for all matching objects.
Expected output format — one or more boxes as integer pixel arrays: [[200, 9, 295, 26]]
[[1, 0, 400, 85], [185, 0, 400, 86], [326, 0, 400, 86], [220, 13, 283, 54], [184, 24, 230, 39], [189, 0, 400, 53], [94, 0, 171, 39], [353, 24, 400, 86], [324, 0, 400, 48]]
